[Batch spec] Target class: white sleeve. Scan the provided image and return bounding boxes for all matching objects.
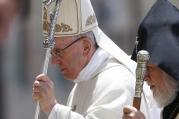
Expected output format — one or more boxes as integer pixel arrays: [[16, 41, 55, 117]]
[[48, 104, 84, 119], [48, 76, 134, 119], [48, 88, 133, 119], [48, 65, 136, 119]]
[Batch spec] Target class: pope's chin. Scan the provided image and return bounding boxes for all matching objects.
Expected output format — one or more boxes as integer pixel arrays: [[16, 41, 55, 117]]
[[64, 76, 76, 81], [61, 71, 77, 81]]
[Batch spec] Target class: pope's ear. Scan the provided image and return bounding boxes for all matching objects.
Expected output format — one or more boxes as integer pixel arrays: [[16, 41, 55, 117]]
[[81, 38, 91, 56]]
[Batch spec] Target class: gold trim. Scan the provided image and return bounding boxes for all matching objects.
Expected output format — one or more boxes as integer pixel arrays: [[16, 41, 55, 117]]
[[86, 14, 97, 26], [43, 7, 48, 20], [43, 7, 49, 32], [56, 23, 73, 32], [43, 22, 73, 33], [43, 7, 73, 33]]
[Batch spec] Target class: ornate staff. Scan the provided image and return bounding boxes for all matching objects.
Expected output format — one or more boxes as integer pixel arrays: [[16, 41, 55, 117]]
[[34, 0, 62, 119], [133, 50, 149, 110]]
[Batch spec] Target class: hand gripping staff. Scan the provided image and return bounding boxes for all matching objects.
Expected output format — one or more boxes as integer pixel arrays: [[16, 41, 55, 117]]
[[133, 50, 149, 110], [34, 0, 62, 119]]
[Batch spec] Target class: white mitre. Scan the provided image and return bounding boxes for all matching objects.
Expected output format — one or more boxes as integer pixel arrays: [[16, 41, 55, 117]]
[[42, 0, 136, 74], [43, 0, 97, 36]]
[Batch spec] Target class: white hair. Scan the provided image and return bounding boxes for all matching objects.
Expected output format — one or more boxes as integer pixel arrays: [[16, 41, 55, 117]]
[[74, 31, 98, 48], [154, 72, 178, 107]]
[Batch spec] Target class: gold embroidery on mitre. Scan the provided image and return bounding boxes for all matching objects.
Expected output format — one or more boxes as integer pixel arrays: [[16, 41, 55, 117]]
[[43, 7, 73, 33], [43, 7, 50, 32], [86, 14, 97, 26], [55, 23, 73, 32]]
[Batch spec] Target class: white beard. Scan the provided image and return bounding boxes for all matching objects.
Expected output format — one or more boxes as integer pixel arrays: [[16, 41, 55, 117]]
[[153, 73, 177, 108]]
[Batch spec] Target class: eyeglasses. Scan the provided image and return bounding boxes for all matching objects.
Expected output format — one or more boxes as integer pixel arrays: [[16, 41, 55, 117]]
[[50, 37, 85, 58]]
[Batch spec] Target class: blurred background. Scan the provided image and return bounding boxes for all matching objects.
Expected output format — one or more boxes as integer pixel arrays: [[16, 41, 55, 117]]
[[0, 0, 178, 119]]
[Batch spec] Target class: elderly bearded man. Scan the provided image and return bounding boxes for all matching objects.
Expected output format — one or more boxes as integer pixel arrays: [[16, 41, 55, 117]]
[[32, 0, 159, 119], [123, 0, 179, 119]]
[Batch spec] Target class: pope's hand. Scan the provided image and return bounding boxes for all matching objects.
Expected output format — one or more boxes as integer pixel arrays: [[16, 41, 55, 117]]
[[32, 74, 57, 115], [122, 105, 146, 119]]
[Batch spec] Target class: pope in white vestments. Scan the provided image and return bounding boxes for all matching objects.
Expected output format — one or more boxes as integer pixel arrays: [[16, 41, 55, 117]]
[[32, 0, 161, 119]]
